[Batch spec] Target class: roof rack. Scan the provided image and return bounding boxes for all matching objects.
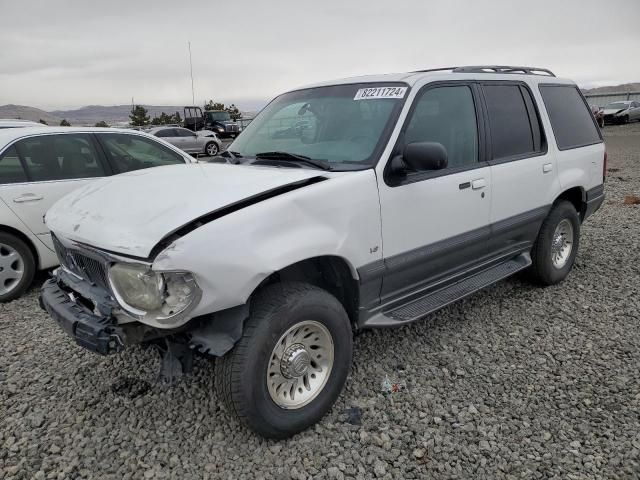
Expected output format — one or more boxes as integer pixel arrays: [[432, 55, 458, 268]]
[[413, 65, 556, 77]]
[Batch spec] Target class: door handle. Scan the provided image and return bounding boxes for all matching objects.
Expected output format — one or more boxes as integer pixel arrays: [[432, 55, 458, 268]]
[[543, 163, 553, 173], [13, 193, 44, 203], [471, 178, 486, 190]]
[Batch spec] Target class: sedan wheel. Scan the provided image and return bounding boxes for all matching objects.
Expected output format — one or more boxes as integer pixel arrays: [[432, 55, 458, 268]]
[[0, 232, 35, 302], [205, 142, 219, 156], [0, 243, 25, 296]]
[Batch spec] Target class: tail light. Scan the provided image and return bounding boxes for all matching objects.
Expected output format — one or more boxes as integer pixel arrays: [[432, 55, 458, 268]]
[[603, 149, 607, 182]]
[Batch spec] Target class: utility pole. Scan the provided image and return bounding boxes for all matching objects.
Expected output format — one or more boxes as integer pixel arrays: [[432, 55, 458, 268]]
[[188, 41, 195, 106]]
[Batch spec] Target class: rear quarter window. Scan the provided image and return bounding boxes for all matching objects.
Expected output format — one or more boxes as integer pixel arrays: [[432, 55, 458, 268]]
[[539, 85, 602, 150]]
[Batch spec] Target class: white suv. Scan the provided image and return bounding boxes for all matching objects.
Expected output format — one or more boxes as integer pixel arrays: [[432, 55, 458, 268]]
[[40, 66, 605, 438]]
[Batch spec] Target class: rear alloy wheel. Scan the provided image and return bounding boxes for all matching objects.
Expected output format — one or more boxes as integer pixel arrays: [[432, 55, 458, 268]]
[[528, 201, 580, 286], [0, 233, 35, 302], [205, 142, 219, 156], [215, 282, 352, 439]]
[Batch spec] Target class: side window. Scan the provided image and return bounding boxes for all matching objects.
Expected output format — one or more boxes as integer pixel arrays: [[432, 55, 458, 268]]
[[483, 84, 543, 160], [539, 85, 602, 150], [176, 129, 195, 137], [404, 85, 478, 168], [0, 146, 28, 184], [16, 134, 105, 181], [155, 129, 174, 138], [97, 133, 186, 173]]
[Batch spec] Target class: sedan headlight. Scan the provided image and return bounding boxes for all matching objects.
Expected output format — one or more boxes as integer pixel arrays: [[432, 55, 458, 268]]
[[108, 263, 201, 324]]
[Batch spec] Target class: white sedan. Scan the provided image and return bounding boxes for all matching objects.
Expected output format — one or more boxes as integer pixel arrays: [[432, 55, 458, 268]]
[[0, 126, 196, 301], [148, 126, 222, 156]]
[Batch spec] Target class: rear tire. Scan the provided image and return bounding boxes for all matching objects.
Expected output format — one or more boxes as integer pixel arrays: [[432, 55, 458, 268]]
[[0, 232, 35, 302], [214, 282, 352, 439], [528, 201, 580, 286]]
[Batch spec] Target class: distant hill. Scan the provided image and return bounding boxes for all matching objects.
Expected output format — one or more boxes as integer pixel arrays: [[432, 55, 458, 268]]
[[582, 83, 640, 95], [0, 104, 62, 125], [50, 105, 185, 125], [0, 103, 262, 126]]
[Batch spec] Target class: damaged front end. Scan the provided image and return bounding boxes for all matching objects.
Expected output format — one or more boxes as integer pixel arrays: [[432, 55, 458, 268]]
[[40, 234, 249, 371]]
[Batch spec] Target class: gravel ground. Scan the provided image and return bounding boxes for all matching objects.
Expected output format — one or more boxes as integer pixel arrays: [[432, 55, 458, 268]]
[[2, 124, 639, 480]]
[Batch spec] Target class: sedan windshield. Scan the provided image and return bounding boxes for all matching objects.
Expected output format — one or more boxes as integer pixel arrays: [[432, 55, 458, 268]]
[[228, 83, 408, 170], [605, 102, 630, 109]]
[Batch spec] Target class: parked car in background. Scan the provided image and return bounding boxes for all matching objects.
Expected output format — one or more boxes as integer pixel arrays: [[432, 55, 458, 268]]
[[602, 100, 640, 124], [40, 65, 605, 438], [0, 119, 45, 129], [149, 126, 222, 156], [203, 110, 240, 138], [0, 127, 196, 301], [591, 105, 604, 128], [183, 107, 240, 138]]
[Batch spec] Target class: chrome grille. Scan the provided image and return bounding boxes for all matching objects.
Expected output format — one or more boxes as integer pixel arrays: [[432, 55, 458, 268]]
[[52, 235, 109, 290]]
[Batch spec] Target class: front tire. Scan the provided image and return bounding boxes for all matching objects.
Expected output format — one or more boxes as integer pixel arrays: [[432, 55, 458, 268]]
[[205, 142, 219, 156], [214, 282, 352, 439], [528, 201, 580, 286], [0, 232, 35, 302]]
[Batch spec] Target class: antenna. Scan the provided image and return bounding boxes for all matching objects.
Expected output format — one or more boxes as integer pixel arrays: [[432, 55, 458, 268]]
[[188, 41, 195, 106]]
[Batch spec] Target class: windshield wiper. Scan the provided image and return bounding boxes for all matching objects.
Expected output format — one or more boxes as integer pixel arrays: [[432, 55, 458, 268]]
[[254, 151, 332, 171]]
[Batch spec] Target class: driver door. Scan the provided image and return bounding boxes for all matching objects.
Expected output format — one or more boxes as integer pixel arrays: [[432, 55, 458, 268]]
[[377, 83, 491, 302], [176, 128, 200, 152], [95, 133, 189, 173]]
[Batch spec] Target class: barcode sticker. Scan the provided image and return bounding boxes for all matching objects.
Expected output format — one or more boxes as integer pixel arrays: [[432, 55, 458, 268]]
[[354, 86, 407, 100]]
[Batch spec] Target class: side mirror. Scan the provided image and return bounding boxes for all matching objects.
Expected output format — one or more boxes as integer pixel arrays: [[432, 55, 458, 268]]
[[403, 142, 448, 171]]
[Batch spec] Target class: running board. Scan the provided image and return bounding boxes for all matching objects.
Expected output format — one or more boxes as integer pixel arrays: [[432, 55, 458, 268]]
[[364, 253, 531, 327]]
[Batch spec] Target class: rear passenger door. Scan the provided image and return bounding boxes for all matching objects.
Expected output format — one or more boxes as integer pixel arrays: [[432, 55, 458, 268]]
[[0, 133, 108, 238], [481, 82, 559, 258]]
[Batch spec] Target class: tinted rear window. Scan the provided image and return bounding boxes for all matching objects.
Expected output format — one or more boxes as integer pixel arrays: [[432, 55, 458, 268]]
[[539, 85, 602, 150], [0, 146, 28, 184], [483, 84, 543, 160]]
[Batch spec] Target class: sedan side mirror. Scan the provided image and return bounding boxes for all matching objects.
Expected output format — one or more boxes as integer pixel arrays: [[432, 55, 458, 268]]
[[403, 142, 448, 171]]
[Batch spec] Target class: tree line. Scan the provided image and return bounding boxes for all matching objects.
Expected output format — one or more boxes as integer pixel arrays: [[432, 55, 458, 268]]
[[36, 100, 244, 128], [129, 101, 242, 127]]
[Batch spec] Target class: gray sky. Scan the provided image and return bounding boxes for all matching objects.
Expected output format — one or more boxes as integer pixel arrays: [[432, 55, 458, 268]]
[[1, 0, 639, 111]]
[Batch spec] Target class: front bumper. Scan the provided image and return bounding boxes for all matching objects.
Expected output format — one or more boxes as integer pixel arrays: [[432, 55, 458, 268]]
[[40, 277, 125, 355]]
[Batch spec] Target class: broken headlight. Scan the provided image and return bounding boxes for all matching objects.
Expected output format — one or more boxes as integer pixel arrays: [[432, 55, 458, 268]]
[[108, 263, 201, 324]]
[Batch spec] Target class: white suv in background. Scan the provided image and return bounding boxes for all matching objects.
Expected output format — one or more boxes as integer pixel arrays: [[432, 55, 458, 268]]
[[0, 127, 196, 301], [41, 66, 605, 438]]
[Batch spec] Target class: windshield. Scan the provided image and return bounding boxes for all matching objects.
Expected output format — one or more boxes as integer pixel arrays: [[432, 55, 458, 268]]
[[228, 83, 408, 170], [605, 102, 630, 109], [206, 111, 231, 122]]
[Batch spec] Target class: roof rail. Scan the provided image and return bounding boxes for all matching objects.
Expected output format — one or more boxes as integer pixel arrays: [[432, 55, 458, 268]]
[[412, 65, 555, 77], [452, 65, 556, 77]]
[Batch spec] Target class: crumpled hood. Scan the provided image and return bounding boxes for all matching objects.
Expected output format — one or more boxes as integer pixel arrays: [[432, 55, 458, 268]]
[[46, 163, 327, 258], [603, 108, 627, 115]]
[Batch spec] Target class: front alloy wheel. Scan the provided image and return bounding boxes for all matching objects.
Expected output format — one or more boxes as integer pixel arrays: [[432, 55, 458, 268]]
[[267, 320, 334, 409], [205, 142, 219, 156], [215, 282, 352, 439]]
